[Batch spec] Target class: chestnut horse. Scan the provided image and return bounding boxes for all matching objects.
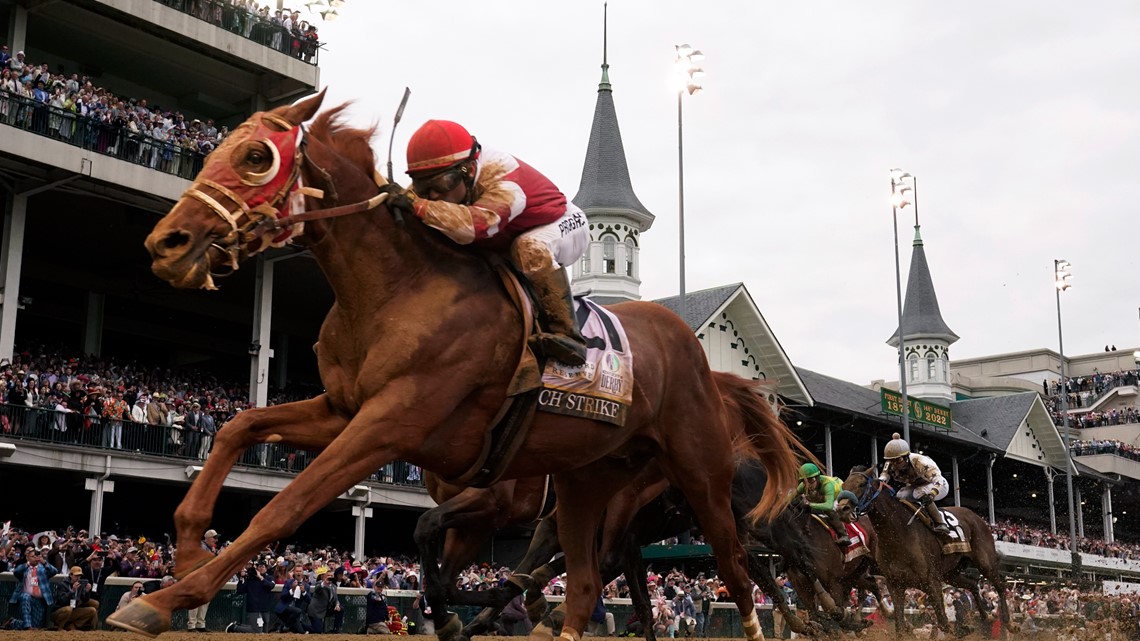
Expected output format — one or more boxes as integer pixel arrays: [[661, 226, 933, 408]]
[[419, 372, 823, 641], [837, 466, 1012, 639], [104, 92, 806, 641]]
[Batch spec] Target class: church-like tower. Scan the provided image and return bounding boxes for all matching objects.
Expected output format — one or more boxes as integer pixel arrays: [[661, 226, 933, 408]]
[[570, 9, 654, 304], [887, 224, 959, 403]]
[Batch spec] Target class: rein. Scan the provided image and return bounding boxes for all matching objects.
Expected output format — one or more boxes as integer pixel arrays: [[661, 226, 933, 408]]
[[185, 112, 393, 277], [854, 471, 883, 515]]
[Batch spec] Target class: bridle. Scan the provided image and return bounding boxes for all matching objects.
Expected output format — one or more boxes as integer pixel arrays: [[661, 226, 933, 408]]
[[853, 469, 885, 516], [181, 112, 390, 280]]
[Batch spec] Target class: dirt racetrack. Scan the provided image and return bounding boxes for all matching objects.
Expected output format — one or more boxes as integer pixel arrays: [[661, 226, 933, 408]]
[[0, 633, 1121, 641]]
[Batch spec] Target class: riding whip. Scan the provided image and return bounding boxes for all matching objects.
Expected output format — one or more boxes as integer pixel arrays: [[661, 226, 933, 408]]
[[906, 504, 924, 526], [386, 86, 412, 225]]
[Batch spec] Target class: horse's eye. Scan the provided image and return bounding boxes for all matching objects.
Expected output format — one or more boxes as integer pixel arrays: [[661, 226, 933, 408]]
[[247, 150, 264, 164]]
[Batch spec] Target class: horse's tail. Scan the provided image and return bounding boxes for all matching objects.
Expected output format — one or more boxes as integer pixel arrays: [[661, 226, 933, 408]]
[[712, 370, 819, 524]]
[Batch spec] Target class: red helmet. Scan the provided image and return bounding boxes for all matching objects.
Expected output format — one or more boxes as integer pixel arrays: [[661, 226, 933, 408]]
[[406, 120, 480, 175]]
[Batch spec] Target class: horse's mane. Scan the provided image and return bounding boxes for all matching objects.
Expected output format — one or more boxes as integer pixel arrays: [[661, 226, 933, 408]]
[[305, 102, 379, 177]]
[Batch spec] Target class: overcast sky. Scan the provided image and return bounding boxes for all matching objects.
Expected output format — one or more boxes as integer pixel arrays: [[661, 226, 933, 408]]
[[313, 1, 1140, 385]]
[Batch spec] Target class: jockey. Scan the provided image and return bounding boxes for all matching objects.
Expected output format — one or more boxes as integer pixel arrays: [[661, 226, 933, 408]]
[[879, 433, 950, 534], [794, 463, 851, 546], [395, 120, 589, 366]]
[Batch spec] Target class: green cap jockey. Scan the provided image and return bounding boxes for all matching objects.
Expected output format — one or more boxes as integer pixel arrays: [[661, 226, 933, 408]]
[[794, 463, 850, 546]]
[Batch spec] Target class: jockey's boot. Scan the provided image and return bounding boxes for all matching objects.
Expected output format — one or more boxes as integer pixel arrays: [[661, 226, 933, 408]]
[[529, 266, 588, 366], [925, 500, 950, 534], [827, 510, 852, 546]]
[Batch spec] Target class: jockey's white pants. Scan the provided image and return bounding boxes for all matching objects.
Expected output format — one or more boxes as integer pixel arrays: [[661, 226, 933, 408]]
[[511, 205, 588, 275], [896, 476, 949, 503]]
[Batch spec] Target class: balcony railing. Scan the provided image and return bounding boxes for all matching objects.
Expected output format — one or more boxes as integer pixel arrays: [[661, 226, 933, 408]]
[[1072, 441, 1140, 463], [153, 0, 321, 65], [0, 403, 424, 488], [0, 91, 208, 179]]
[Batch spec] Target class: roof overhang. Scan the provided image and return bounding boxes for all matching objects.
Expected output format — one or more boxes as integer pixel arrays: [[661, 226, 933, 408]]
[[1007, 395, 1077, 474], [703, 285, 813, 407]]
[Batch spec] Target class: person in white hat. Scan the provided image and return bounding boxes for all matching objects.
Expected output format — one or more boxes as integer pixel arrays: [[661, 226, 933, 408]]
[[186, 529, 220, 631]]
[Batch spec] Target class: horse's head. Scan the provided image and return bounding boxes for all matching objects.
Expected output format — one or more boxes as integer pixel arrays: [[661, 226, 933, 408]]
[[145, 90, 328, 289], [837, 465, 880, 520]]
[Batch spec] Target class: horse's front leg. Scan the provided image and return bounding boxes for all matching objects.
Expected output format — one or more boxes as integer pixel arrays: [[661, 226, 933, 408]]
[[107, 382, 443, 637], [172, 395, 348, 578]]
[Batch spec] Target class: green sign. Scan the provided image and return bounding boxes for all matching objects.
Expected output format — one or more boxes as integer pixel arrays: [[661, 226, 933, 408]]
[[880, 388, 952, 430]]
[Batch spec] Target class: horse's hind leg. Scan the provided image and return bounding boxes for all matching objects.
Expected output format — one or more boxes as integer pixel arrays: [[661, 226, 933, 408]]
[[668, 462, 764, 641], [532, 465, 623, 641], [172, 395, 347, 577], [413, 498, 496, 641], [462, 517, 564, 638]]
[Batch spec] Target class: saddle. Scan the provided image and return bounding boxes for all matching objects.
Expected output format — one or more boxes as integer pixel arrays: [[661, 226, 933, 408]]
[[810, 515, 871, 562], [443, 263, 633, 488], [898, 499, 971, 554]]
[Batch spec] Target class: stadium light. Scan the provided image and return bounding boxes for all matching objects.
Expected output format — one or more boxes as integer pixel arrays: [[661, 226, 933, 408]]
[[674, 43, 705, 326], [888, 168, 917, 443], [1053, 258, 1079, 580]]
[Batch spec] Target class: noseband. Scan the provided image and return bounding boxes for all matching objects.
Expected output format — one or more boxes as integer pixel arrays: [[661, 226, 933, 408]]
[[182, 112, 389, 280]]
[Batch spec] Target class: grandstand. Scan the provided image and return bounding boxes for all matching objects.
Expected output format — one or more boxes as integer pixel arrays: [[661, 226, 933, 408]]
[[0, 1, 1136, 625]]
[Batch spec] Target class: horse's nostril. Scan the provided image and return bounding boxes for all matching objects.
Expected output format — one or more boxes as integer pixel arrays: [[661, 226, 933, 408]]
[[162, 230, 192, 251]]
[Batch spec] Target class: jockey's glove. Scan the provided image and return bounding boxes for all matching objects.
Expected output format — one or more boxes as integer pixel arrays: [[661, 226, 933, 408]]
[[378, 183, 416, 220]]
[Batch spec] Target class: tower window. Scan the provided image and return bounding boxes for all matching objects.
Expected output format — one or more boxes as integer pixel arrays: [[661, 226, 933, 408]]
[[625, 237, 636, 276], [602, 234, 617, 274], [927, 355, 938, 381], [908, 355, 919, 382]]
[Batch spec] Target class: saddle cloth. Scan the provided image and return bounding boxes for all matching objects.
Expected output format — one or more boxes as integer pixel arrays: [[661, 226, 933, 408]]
[[536, 297, 634, 427], [899, 499, 972, 554], [811, 515, 871, 562]]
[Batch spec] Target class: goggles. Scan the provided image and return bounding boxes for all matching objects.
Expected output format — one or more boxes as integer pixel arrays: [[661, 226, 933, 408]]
[[411, 167, 466, 197]]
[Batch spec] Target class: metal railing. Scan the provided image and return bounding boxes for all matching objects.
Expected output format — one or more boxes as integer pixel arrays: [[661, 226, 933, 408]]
[[0, 403, 424, 488], [153, 0, 322, 65], [0, 91, 209, 179]]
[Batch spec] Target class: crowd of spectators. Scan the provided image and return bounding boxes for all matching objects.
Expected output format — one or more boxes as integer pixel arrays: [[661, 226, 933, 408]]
[[1044, 367, 1140, 410], [993, 519, 1140, 562], [0, 521, 429, 633], [1, 44, 225, 177], [1, 518, 1138, 635], [156, 1, 322, 62], [1073, 438, 1140, 462]]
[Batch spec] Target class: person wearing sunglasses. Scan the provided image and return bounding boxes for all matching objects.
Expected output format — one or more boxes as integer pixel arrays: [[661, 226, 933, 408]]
[[394, 119, 590, 366]]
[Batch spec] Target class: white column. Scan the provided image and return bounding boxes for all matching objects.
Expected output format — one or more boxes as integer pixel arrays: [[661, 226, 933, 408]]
[[352, 504, 372, 561], [1045, 467, 1057, 534], [0, 193, 27, 364], [6, 5, 27, 54], [1103, 486, 1113, 544], [85, 471, 114, 536], [871, 436, 878, 469], [1075, 486, 1084, 540], [823, 422, 833, 476], [248, 256, 274, 407], [952, 456, 960, 507], [83, 292, 105, 356], [987, 454, 996, 525]]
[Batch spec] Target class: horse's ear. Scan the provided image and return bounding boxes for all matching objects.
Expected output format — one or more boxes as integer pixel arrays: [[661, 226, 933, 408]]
[[280, 88, 327, 127]]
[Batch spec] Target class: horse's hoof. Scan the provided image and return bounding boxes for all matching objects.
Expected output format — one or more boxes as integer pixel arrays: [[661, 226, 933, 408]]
[[105, 599, 171, 638], [507, 572, 534, 592], [543, 608, 566, 635], [530, 622, 556, 641], [437, 613, 463, 641], [172, 550, 211, 580], [526, 593, 550, 623]]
